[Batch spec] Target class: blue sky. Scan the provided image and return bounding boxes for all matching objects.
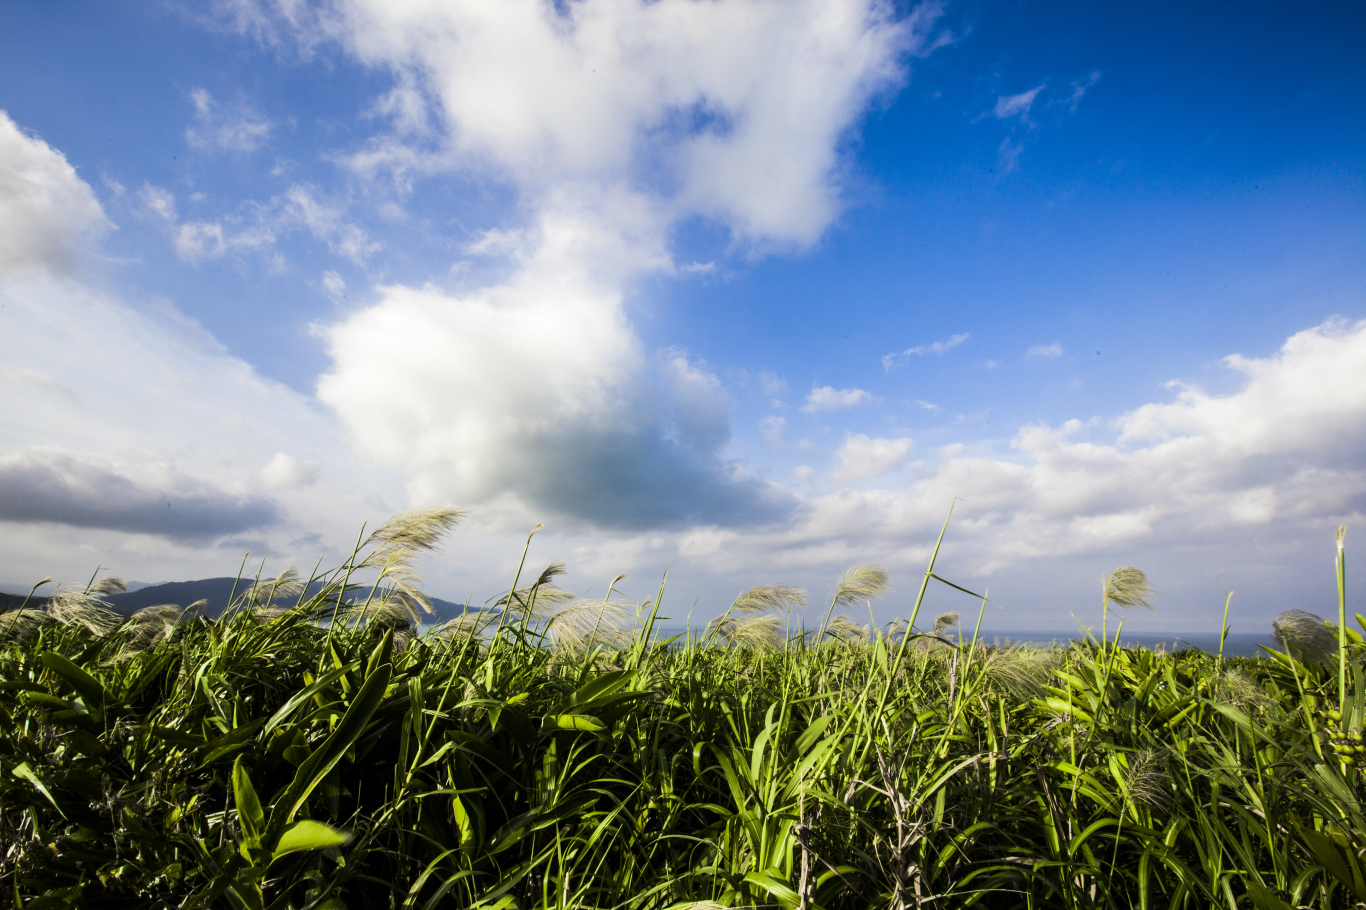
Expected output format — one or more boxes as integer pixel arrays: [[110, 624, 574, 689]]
[[1, 0, 1363, 633]]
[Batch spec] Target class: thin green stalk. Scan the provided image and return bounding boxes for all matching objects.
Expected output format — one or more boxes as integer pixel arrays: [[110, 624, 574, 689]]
[[1337, 525, 1347, 717], [1218, 588, 1234, 669]]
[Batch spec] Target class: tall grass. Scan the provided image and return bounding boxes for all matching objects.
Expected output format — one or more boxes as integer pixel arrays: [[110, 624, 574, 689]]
[[0, 513, 1362, 910]]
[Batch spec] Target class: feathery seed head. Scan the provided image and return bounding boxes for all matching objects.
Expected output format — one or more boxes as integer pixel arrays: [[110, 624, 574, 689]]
[[1104, 566, 1156, 612], [1337, 522, 1347, 553], [1124, 749, 1172, 814], [544, 598, 631, 652], [0, 608, 50, 641], [832, 565, 890, 609], [930, 612, 960, 637], [47, 585, 121, 636], [362, 507, 467, 570], [828, 614, 871, 643], [1271, 609, 1335, 663], [1210, 668, 1273, 710], [731, 584, 807, 615], [87, 576, 127, 597], [245, 567, 303, 604]]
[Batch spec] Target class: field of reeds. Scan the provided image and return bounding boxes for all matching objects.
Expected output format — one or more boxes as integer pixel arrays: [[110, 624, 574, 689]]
[[1, 509, 1363, 910]]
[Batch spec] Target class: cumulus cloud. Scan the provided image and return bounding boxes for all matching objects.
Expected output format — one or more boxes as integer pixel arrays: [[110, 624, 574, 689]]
[[236, 0, 949, 530], [185, 88, 272, 152], [832, 434, 913, 483], [0, 111, 109, 279], [802, 386, 872, 413], [0, 446, 278, 540], [317, 236, 794, 530], [882, 331, 968, 369], [312, 0, 941, 247]]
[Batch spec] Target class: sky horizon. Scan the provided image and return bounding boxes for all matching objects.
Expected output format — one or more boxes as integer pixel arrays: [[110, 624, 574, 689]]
[[1, 0, 1363, 635]]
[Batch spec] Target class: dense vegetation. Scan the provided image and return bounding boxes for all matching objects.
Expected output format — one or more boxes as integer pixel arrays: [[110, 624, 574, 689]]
[[1, 510, 1362, 909]]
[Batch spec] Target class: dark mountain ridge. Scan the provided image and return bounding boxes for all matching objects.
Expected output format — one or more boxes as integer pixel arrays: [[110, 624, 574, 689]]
[[0, 578, 470, 621]]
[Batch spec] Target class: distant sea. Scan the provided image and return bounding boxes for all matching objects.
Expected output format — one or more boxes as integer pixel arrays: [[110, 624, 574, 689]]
[[642, 624, 1280, 659]]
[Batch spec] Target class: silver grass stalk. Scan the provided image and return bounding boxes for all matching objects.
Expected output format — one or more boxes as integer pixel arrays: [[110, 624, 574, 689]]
[[341, 597, 416, 631], [930, 612, 960, 638], [433, 610, 498, 640], [831, 565, 890, 610], [1209, 667, 1273, 711], [496, 560, 575, 621], [727, 614, 784, 650], [827, 614, 871, 643], [708, 584, 806, 644], [86, 576, 127, 598], [1272, 609, 1336, 663], [244, 567, 303, 604], [361, 506, 467, 566], [0, 608, 50, 641], [119, 604, 183, 652], [1105, 567, 1156, 612], [980, 646, 1057, 698], [731, 584, 808, 615], [46, 584, 122, 636], [543, 598, 632, 652], [1124, 749, 1172, 814]]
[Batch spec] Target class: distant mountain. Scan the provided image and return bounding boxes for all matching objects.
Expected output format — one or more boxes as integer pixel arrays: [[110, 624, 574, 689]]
[[0, 579, 470, 621]]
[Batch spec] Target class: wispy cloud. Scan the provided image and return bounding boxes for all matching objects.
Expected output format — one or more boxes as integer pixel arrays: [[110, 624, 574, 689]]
[[1061, 70, 1102, 112], [802, 386, 872, 413], [993, 84, 1044, 122], [882, 331, 969, 369], [185, 88, 271, 152], [1027, 341, 1064, 358], [154, 184, 379, 266]]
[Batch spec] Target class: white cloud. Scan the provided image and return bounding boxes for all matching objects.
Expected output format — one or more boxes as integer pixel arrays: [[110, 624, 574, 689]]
[[317, 229, 793, 530], [0, 111, 109, 279], [993, 84, 1044, 121], [738, 319, 1366, 581], [318, 0, 942, 248], [1027, 341, 1064, 358], [0, 114, 410, 580], [138, 183, 178, 222], [322, 269, 346, 298], [793, 465, 815, 484], [231, 0, 948, 531], [186, 88, 272, 152], [255, 452, 321, 490], [832, 433, 913, 483], [802, 386, 871, 413], [882, 331, 968, 369]]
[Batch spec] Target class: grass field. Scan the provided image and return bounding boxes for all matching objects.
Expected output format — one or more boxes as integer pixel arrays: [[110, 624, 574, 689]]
[[1, 509, 1363, 909]]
